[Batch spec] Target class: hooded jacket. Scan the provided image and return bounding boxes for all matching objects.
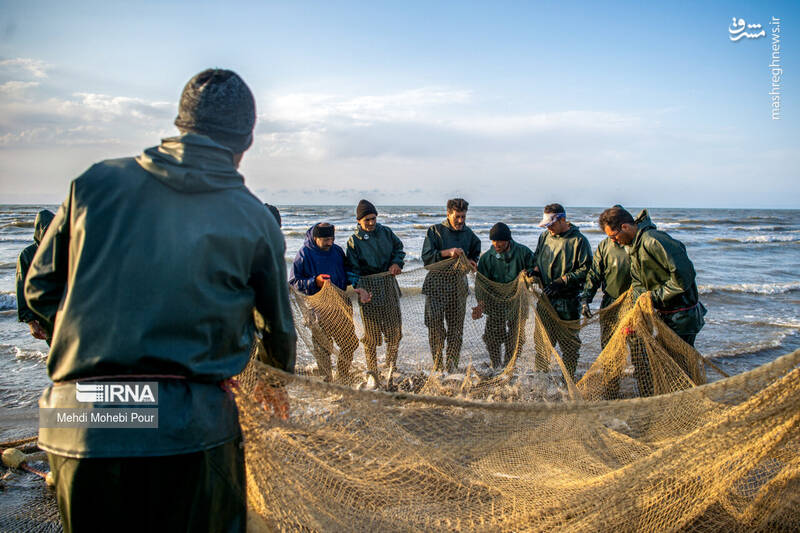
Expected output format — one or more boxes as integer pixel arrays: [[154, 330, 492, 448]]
[[532, 223, 592, 299], [629, 209, 706, 335], [421, 219, 481, 266], [345, 223, 405, 287], [581, 236, 631, 307], [16, 209, 55, 323], [290, 225, 349, 295], [25, 134, 297, 458], [477, 239, 535, 285]]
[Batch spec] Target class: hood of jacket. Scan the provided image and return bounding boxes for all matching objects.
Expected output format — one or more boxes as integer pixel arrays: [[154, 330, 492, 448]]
[[550, 223, 582, 240], [632, 209, 657, 252], [136, 133, 245, 193], [303, 224, 338, 254], [33, 209, 55, 244]]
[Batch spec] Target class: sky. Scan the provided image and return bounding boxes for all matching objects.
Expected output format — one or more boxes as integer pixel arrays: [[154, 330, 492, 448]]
[[0, 0, 797, 207]]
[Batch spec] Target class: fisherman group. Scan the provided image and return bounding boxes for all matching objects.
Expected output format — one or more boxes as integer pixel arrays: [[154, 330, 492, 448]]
[[286, 198, 706, 391]]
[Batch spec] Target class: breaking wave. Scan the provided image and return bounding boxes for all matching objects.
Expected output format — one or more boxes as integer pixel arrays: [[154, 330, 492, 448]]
[[731, 225, 795, 232], [12, 345, 47, 361], [0, 221, 34, 229], [0, 292, 16, 311], [712, 235, 800, 244], [706, 334, 789, 359], [699, 282, 800, 295]]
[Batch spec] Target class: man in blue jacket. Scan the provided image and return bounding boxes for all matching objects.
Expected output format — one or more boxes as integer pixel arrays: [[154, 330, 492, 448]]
[[290, 223, 371, 382]]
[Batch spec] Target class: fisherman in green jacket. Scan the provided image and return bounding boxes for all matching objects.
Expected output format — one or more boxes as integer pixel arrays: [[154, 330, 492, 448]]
[[581, 205, 632, 346], [598, 206, 707, 396], [531, 203, 592, 379], [25, 69, 296, 533], [421, 198, 481, 372], [346, 199, 405, 375], [473, 223, 535, 368], [15, 209, 54, 342]]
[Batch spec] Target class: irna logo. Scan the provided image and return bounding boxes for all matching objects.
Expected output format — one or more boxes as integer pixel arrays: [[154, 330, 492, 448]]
[[75, 382, 158, 404]]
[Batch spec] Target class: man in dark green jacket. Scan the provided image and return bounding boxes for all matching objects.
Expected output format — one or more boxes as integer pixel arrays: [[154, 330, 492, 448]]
[[581, 207, 632, 346], [599, 206, 707, 395], [25, 69, 296, 533], [421, 198, 481, 372], [16, 209, 54, 342], [473, 223, 535, 369], [532, 203, 592, 380], [581, 207, 632, 399], [346, 199, 405, 375]]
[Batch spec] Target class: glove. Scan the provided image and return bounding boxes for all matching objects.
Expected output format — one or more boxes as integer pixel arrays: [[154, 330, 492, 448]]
[[525, 268, 541, 280], [581, 301, 592, 318], [543, 278, 565, 297]]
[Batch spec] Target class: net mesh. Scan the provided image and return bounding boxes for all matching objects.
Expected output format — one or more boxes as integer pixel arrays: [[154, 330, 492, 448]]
[[242, 256, 799, 531], [0, 416, 60, 532]]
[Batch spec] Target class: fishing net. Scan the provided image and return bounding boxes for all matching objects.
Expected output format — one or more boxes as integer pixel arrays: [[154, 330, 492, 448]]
[[241, 255, 800, 531], [277, 255, 708, 401], [0, 419, 60, 532], [3, 256, 798, 531]]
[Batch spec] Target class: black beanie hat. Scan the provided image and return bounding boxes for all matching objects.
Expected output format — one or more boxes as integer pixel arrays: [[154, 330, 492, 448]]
[[356, 199, 378, 220], [489, 222, 512, 241], [175, 69, 256, 154], [312, 223, 335, 238]]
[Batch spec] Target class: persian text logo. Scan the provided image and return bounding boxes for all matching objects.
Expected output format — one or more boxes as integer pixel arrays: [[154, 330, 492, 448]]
[[75, 382, 158, 404], [729, 17, 765, 41]]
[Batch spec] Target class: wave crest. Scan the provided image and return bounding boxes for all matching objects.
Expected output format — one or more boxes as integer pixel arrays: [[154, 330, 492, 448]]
[[713, 235, 800, 244], [0, 292, 16, 311], [699, 282, 800, 295]]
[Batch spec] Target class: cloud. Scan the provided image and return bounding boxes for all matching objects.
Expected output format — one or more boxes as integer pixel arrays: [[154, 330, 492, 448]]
[[264, 87, 472, 125], [66, 93, 173, 122], [0, 80, 39, 97], [0, 125, 122, 147], [253, 86, 645, 162], [1, 71, 794, 208], [0, 89, 173, 148], [0, 57, 49, 79]]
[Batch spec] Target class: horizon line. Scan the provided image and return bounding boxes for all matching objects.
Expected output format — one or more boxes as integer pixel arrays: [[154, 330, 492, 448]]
[[3, 202, 799, 211]]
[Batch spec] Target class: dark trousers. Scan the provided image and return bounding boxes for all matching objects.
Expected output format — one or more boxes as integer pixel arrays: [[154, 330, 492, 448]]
[[534, 298, 581, 379], [360, 300, 402, 373], [484, 311, 526, 369], [48, 438, 245, 533], [425, 293, 467, 372], [311, 315, 359, 381]]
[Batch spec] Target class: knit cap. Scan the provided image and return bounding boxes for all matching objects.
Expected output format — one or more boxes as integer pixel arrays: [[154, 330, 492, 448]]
[[356, 199, 378, 220], [174, 69, 256, 153], [489, 222, 512, 241]]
